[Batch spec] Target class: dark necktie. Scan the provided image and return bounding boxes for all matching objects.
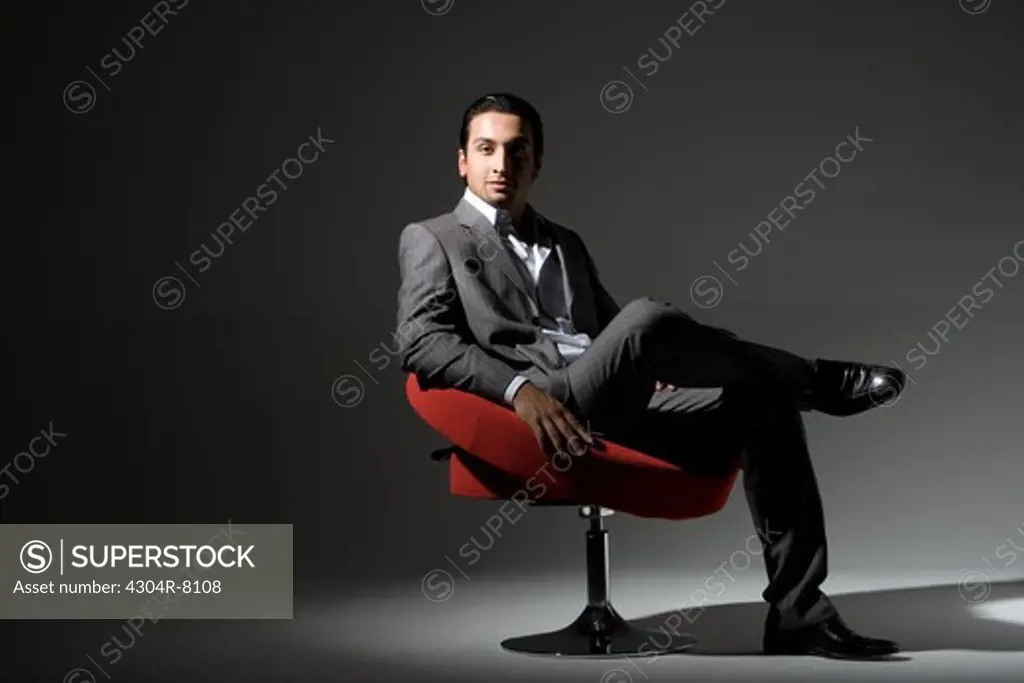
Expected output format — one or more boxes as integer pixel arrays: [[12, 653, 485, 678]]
[[497, 210, 574, 333], [536, 245, 571, 331]]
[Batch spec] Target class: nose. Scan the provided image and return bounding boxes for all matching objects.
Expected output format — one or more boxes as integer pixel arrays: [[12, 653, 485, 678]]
[[493, 151, 507, 173]]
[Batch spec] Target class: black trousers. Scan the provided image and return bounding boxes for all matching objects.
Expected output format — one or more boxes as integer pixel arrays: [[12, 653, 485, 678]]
[[550, 297, 838, 630]]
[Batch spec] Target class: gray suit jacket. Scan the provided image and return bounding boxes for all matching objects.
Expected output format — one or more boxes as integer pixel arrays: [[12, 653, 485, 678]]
[[396, 196, 621, 406]]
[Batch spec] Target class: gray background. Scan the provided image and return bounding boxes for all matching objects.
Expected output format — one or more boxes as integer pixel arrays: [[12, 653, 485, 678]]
[[5, 0, 1023, 681]]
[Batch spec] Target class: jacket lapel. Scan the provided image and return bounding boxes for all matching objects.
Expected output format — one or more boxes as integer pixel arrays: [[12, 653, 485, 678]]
[[454, 198, 535, 311], [453, 198, 596, 334]]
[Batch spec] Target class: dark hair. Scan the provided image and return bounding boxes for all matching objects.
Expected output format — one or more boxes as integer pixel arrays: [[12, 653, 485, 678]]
[[458, 92, 544, 161]]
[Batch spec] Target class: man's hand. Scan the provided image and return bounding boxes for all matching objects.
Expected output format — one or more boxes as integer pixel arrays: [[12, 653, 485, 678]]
[[654, 380, 678, 392], [512, 383, 593, 460]]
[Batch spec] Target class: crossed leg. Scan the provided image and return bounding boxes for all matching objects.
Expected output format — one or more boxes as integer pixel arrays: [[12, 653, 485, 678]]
[[556, 297, 838, 630]]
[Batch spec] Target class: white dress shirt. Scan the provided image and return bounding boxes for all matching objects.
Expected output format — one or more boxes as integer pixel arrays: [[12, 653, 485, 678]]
[[462, 187, 593, 403]]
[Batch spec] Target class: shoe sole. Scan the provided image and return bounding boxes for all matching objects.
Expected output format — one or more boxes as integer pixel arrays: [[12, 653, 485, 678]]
[[763, 641, 899, 660]]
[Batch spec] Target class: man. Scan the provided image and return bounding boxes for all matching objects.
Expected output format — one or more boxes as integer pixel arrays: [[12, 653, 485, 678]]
[[396, 92, 907, 659]]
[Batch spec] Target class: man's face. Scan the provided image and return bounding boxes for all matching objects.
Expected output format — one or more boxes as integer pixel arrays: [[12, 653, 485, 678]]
[[458, 111, 540, 211]]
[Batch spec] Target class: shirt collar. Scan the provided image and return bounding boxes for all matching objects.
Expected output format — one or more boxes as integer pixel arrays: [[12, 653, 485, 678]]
[[462, 186, 501, 226]]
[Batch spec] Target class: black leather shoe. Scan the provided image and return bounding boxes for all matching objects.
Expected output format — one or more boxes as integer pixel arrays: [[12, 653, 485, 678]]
[[763, 614, 900, 659], [802, 359, 907, 416]]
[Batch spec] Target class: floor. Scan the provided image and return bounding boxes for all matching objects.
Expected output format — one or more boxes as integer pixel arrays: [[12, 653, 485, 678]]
[[4, 573, 1023, 682]]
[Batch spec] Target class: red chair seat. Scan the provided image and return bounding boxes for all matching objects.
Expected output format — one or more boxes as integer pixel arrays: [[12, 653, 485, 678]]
[[405, 374, 738, 520]]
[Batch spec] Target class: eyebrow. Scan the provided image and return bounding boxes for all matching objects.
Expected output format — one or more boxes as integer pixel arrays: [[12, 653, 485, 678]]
[[472, 136, 531, 147]]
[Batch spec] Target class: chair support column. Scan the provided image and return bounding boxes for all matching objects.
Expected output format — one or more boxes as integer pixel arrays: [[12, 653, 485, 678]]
[[499, 504, 697, 656], [586, 515, 610, 607]]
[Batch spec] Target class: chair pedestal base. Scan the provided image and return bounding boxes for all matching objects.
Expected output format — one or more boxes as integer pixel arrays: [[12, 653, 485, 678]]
[[500, 601, 696, 657], [500, 505, 696, 657]]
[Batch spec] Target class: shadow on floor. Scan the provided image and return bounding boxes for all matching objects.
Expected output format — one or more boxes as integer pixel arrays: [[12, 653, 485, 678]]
[[623, 579, 1024, 656]]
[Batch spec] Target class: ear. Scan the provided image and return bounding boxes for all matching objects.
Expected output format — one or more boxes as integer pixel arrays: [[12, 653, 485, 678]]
[[457, 148, 467, 178]]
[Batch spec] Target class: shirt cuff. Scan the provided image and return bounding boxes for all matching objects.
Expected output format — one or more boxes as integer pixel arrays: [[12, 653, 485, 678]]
[[503, 375, 531, 405]]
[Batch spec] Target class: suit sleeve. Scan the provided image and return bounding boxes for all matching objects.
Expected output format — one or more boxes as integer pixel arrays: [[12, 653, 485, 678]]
[[580, 240, 622, 332], [396, 222, 521, 405]]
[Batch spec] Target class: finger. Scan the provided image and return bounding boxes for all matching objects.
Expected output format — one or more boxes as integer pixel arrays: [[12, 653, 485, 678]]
[[553, 416, 582, 462], [561, 420, 592, 460], [560, 408, 594, 444], [531, 421, 552, 456], [565, 433, 590, 457], [550, 414, 580, 458], [540, 418, 565, 459], [532, 430, 547, 455]]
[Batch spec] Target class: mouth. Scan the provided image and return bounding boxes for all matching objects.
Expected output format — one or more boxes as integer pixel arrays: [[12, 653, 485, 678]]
[[488, 180, 513, 190]]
